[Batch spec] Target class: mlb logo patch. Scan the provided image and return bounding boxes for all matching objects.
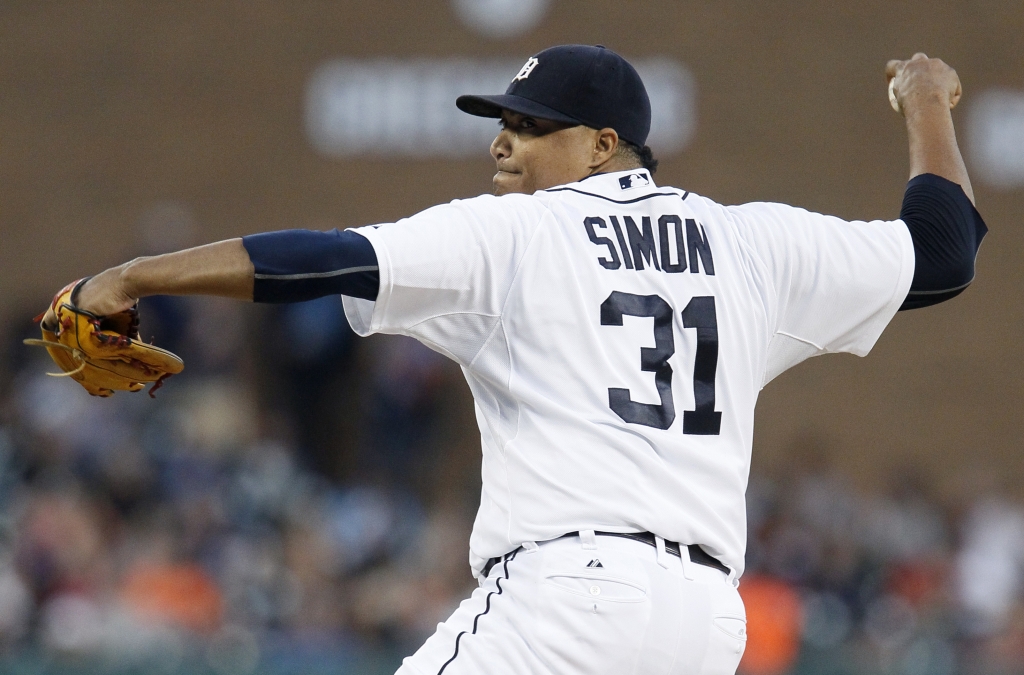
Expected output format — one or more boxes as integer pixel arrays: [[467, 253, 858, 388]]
[[619, 172, 650, 190]]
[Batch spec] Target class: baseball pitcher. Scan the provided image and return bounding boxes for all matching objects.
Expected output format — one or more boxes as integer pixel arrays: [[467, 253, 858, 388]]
[[35, 46, 985, 674]]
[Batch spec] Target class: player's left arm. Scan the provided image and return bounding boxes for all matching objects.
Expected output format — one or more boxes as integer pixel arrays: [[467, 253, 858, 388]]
[[53, 230, 380, 325], [888, 53, 988, 310]]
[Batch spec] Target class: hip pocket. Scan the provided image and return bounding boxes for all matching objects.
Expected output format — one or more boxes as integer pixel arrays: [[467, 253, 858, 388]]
[[713, 615, 747, 641], [545, 572, 648, 603], [702, 615, 746, 675], [528, 570, 650, 674]]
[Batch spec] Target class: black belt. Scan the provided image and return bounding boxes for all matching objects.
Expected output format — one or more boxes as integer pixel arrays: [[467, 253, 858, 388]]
[[482, 531, 729, 578]]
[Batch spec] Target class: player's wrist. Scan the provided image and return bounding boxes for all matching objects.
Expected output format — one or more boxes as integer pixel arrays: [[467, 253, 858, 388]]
[[74, 263, 141, 316], [900, 88, 952, 116], [118, 257, 150, 301], [901, 95, 956, 134]]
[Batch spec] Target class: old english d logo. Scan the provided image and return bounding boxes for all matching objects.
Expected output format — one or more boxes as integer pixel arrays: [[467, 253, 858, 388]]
[[514, 57, 539, 81]]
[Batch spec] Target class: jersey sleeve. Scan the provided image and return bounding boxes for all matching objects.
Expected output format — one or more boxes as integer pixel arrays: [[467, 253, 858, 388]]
[[341, 193, 546, 365], [729, 201, 915, 385]]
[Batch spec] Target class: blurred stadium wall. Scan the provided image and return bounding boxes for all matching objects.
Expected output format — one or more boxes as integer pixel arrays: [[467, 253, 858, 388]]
[[1, 0, 1023, 492]]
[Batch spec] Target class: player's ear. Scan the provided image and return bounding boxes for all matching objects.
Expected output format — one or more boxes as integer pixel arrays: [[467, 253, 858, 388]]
[[592, 127, 619, 166]]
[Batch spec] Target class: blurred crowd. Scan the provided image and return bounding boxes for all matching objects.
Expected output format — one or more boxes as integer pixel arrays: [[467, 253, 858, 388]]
[[0, 209, 1022, 675], [0, 283, 477, 675], [742, 450, 1024, 675]]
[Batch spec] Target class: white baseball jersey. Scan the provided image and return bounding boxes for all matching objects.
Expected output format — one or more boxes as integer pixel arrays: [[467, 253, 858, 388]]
[[343, 168, 914, 578]]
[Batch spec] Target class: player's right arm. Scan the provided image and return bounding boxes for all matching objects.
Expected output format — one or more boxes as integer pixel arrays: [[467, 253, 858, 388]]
[[726, 55, 987, 382], [886, 53, 987, 310], [887, 53, 972, 202]]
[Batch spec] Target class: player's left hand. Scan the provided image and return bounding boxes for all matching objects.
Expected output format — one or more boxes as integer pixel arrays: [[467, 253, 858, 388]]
[[39, 265, 138, 330], [29, 278, 183, 397], [885, 53, 962, 116]]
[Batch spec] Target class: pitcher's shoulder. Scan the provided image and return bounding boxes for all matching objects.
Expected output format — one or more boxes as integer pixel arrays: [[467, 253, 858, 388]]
[[423, 191, 551, 221]]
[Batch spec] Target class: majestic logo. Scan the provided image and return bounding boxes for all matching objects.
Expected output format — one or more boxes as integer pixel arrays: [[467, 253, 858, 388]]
[[586, 559, 604, 568], [513, 57, 539, 81], [618, 172, 651, 190]]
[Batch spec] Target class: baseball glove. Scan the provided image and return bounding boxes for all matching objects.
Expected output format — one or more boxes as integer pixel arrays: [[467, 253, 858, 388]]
[[25, 278, 184, 397]]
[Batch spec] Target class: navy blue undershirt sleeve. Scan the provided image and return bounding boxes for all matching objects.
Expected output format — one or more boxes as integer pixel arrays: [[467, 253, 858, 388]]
[[242, 228, 380, 303], [898, 173, 988, 311]]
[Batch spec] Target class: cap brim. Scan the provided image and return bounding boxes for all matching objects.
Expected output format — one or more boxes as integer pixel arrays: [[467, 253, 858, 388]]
[[456, 94, 582, 126]]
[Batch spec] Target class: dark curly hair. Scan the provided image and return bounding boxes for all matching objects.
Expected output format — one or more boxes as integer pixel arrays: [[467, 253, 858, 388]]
[[616, 140, 659, 175]]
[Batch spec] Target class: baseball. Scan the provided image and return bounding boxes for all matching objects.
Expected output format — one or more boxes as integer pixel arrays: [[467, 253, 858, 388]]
[[888, 76, 902, 114]]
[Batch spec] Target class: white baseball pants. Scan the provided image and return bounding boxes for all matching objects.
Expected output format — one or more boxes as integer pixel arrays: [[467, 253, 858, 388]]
[[397, 531, 747, 675]]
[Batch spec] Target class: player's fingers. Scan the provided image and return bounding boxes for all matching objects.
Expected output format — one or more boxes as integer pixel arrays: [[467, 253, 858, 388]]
[[885, 59, 903, 79], [911, 52, 929, 60], [950, 78, 963, 109], [40, 307, 57, 331]]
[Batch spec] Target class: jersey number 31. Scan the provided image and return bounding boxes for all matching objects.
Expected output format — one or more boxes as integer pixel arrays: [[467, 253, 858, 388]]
[[600, 291, 722, 435]]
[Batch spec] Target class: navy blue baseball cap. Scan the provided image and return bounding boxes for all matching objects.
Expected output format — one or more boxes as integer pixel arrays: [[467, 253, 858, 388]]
[[456, 44, 652, 148]]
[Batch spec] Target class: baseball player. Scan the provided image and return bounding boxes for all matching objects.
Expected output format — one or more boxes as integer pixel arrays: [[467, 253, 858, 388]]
[[39, 46, 985, 674]]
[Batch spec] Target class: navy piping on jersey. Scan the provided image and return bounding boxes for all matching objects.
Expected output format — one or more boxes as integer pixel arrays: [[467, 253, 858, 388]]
[[544, 186, 689, 204], [437, 549, 519, 674]]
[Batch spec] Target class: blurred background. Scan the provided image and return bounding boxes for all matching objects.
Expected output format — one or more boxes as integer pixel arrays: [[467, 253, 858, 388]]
[[0, 1, 1022, 674]]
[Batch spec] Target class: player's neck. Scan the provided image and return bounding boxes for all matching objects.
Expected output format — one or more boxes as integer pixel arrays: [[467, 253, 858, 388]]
[[585, 155, 644, 179]]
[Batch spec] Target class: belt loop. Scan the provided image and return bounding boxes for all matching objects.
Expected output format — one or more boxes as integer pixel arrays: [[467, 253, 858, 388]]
[[522, 541, 539, 554], [579, 530, 598, 550], [654, 535, 670, 569], [679, 543, 695, 580]]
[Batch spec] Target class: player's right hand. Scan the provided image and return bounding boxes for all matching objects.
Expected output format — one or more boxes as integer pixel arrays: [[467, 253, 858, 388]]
[[885, 53, 962, 116]]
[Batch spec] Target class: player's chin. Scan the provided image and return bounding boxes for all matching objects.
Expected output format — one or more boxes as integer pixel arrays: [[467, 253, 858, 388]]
[[492, 170, 526, 195]]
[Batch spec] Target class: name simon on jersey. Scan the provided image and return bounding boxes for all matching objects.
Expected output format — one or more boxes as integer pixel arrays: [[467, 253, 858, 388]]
[[583, 215, 715, 275]]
